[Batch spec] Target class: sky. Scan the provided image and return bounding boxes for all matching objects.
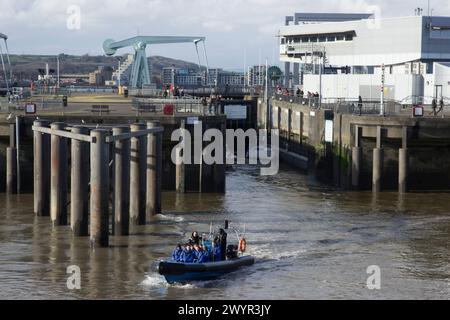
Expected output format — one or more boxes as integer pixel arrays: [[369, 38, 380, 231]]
[[1, 0, 450, 70]]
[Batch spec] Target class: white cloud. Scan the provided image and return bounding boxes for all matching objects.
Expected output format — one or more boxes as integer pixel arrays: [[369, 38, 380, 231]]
[[0, 0, 450, 68]]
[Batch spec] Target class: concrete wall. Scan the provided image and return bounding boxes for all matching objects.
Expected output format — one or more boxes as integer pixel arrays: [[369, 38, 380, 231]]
[[268, 98, 450, 191], [303, 73, 424, 102]]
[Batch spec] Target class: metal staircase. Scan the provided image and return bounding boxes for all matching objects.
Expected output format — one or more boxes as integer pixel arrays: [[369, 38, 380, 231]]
[[112, 54, 134, 84]]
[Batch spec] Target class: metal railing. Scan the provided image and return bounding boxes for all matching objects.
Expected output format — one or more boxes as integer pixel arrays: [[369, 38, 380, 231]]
[[273, 94, 384, 115]]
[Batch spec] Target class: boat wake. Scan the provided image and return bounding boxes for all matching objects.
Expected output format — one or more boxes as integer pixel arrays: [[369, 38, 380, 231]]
[[141, 273, 169, 288], [142, 273, 215, 289], [154, 214, 184, 222], [249, 246, 306, 261]]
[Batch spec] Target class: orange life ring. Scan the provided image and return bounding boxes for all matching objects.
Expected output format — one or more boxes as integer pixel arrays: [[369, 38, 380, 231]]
[[239, 238, 247, 252]]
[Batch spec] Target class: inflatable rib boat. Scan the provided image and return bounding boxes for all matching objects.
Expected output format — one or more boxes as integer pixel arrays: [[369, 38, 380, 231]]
[[157, 256, 255, 284]]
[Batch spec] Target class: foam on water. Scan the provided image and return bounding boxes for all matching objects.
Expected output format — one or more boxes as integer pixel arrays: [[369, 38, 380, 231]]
[[155, 214, 184, 222], [141, 273, 209, 289], [249, 245, 306, 261], [141, 273, 169, 288]]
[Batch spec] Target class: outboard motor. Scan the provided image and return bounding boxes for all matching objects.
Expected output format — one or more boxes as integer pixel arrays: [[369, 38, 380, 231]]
[[226, 245, 238, 259]]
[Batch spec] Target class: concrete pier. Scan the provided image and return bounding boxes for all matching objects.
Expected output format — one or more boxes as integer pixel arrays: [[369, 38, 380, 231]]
[[50, 123, 68, 226], [130, 123, 147, 225], [70, 126, 90, 236], [113, 126, 130, 236], [6, 147, 17, 194], [33, 120, 50, 216], [90, 129, 109, 248]]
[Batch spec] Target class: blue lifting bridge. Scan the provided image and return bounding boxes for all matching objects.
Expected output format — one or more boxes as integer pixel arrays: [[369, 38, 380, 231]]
[[103, 36, 206, 89]]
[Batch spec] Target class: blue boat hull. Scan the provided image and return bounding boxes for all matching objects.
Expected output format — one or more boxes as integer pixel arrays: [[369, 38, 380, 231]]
[[157, 256, 255, 284]]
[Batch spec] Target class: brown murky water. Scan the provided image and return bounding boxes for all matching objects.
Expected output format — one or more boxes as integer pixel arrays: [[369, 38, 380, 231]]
[[0, 165, 449, 299]]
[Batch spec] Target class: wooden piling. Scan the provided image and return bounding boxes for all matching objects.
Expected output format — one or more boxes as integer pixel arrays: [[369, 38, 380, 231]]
[[351, 147, 362, 189], [50, 123, 68, 226], [129, 123, 147, 225], [33, 120, 50, 216], [155, 123, 163, 214], [372, 148, 383, 193], [176, 120, 186, 193], [351, 126, 362, 189], [113, 126, 130, 236], [9, 123, 16, 148], [90, 129, 109, 248], [372, 126, 383, 193], [71, 126, 90, 236], [6, 147, 17, 194], [213, 122, 226, 193], [399, 148, 408, 194], [146, 121, 158, 216]]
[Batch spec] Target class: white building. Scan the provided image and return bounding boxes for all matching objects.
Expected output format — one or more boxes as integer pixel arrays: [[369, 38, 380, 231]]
[[248, 65, 266, 87], [279, 13, 450, 103]]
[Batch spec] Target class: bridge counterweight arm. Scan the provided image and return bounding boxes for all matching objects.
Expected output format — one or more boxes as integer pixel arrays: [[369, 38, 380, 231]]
[[102, 35, 206, 89], [103, 36, 205, 56]]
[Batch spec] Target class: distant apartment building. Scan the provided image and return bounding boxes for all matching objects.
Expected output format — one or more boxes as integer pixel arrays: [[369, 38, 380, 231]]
[[161, 67, 176, 86], [204, 68, 221, 86], [248, 65, 266, 86], [162, 67, 247, 88], [89, 66, 113, 86], [162, 67, 203, 87], [219, 71, 246, 86]]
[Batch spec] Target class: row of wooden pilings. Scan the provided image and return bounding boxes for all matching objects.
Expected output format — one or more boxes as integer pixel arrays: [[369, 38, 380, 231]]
[[351, 125, 409, 193], [32, 120, 164, 248]]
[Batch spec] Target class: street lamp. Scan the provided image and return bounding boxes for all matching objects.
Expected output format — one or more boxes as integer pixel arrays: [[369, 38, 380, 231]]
[[116, 56, 123, 88]]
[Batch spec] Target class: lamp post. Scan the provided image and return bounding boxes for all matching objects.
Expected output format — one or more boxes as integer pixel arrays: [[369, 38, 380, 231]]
[[117, 56, 122, 88], [56, 55, 60, 93], [380, 63, 385, 116], [265, 58, 269, 130]]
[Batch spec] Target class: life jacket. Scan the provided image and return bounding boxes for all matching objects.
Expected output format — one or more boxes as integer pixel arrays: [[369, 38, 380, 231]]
[[194, 250, 208, 263], [183, 250, 195, 263], [172, 248, 183, 262], [212, 246, 222, 261]]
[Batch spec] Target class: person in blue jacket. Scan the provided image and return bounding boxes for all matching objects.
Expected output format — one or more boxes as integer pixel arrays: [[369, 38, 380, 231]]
[[193, 244, 209, 263], [181, 244, 195, 263], [171, 244, 183, 262], [211, 241, 222, 262]]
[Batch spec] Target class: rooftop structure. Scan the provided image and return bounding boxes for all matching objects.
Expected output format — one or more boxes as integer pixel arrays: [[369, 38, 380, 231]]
[[280, 13, 450, 103], [285, 13, 372, 25], [280, 15, 450, 69]]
